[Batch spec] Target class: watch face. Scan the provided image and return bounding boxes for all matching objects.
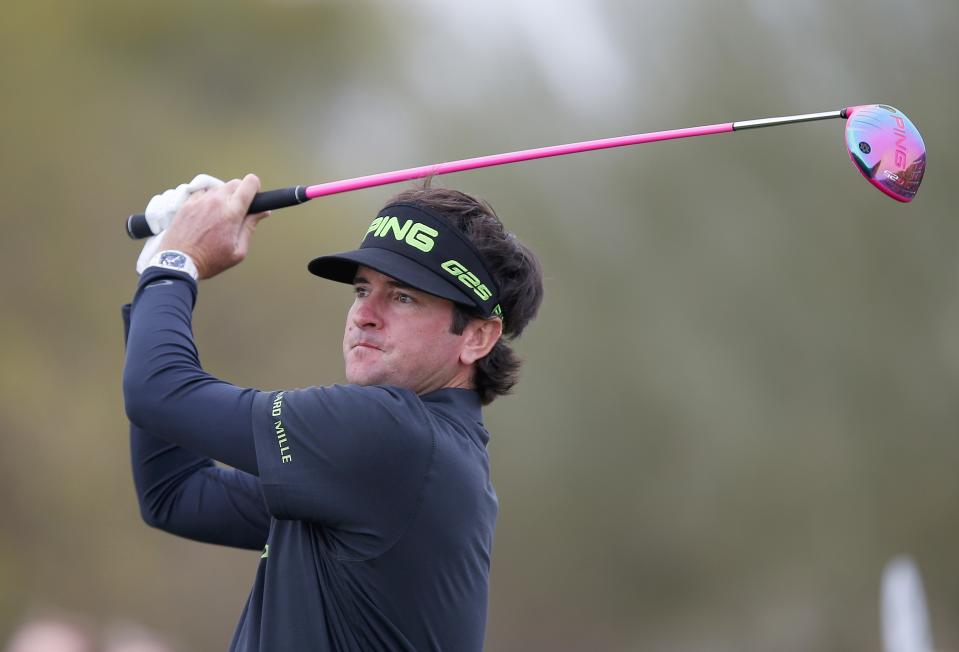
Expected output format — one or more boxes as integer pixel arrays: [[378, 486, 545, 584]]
[[158, 252, 187, 268]]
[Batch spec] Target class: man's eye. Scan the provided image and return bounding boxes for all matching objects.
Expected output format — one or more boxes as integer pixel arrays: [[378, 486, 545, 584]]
[[354, 286, 370, 297], [396, 293, 414, 304]]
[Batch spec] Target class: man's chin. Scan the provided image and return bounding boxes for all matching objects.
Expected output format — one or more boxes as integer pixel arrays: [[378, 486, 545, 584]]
[[345, 364, 386, 387]]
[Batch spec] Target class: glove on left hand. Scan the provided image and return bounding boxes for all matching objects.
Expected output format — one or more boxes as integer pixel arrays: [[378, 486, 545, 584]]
[[135, 174, 224, 275]]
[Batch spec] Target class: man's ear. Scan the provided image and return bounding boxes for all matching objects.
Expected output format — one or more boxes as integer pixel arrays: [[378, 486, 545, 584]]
[[460, 318, 504, 365]]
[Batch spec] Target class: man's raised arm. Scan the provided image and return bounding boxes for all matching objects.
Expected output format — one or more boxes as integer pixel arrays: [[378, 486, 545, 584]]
[[122, 304, 270, 549], [123, 174, 271, 474]]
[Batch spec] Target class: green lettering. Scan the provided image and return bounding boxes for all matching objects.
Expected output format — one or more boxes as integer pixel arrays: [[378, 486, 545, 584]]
[[443, 260, 494, 302], [366, 217, 384, 236], [384, 217, 413, 240], [474, 284, 492, 301], [369, 218, 437, 252], [442, 259, 467, 275], [274, 420, 292, 462], [406, 224, 437, 252]]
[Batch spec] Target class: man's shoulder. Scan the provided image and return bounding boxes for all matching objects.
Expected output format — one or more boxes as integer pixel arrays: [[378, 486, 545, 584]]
[[281, 382, 416, 400], [279, 384, 481, 415], [263, 384, 431, 438], [281, 383, 423, 412], [257, 384, 485, 442]]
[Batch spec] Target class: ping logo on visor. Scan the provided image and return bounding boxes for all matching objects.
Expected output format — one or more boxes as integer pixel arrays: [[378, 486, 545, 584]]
[[365, 216, 438, 253], [360, 203, 502, 317]]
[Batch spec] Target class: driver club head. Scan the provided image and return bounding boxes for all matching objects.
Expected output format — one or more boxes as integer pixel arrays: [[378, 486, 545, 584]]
[[844, 104, 926, 202]]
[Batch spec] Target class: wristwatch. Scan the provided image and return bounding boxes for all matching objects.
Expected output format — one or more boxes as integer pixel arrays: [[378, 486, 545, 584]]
[[148, 250, 199, 280]]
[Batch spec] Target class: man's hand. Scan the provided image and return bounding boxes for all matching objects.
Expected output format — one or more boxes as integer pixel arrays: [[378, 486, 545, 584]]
[[136, 174, 225, 275], [162, 173, 271, 280]]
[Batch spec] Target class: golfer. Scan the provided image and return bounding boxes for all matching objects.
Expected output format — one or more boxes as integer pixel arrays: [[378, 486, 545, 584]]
[[121, 173, 543, 651]]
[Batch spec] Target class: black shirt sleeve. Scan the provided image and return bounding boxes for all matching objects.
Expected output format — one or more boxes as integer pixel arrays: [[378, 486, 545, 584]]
[[130, 424, 271, 549], [122, 301, 270, 550], [251, 385, 436, 560], [122, 269, 262, 474]]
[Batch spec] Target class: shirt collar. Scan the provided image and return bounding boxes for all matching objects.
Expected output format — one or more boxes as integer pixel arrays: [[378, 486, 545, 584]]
[[421, 388, 488, 446]]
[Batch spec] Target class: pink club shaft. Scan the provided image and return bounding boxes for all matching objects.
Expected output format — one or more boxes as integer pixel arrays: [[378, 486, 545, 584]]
[[304, 123, 735, 199]]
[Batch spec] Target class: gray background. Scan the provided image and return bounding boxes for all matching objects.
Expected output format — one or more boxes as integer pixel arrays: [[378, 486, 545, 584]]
[[1, 1, 957, 649]]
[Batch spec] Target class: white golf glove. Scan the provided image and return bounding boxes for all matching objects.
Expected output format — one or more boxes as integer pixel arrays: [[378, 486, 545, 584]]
[[136, 174, 224, 275]]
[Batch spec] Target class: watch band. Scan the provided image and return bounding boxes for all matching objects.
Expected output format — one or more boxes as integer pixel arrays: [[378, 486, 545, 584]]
[[147, 250, 199, 280]]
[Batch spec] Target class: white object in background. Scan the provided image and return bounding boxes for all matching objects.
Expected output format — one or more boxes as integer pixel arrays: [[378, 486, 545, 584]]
[[881, 555, 934, 652]]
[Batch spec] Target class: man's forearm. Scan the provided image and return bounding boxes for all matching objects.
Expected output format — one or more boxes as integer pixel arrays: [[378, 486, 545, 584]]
[[122, 302, 219, 524], [122, 268, 260, 474]]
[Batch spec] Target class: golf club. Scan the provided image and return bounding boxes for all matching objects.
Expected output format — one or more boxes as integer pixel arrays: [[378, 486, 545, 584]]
[[126, 103, 926, 239]]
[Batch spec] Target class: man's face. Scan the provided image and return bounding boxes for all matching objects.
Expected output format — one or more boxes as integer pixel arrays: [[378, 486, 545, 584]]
[[343, 266, 471, 394]]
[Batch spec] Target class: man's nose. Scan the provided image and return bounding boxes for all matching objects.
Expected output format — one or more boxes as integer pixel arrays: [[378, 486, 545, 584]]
[[352, 296, 383, 329]]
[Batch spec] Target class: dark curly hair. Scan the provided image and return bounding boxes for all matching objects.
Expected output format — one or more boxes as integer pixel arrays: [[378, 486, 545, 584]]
[[385, 184, 544, 404]]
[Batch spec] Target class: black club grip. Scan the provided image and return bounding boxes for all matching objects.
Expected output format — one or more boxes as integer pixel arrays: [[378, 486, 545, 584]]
[[126, 185, 309, 239], [126, 213, 154, 239], [248, 185, 309, 214]]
